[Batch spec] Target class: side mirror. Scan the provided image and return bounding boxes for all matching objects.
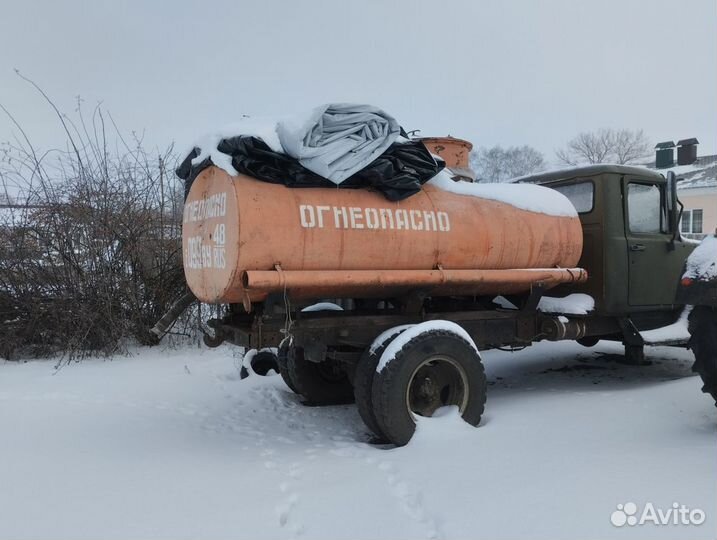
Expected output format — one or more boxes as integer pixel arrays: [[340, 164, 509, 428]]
[[666, 171, 683, 249]]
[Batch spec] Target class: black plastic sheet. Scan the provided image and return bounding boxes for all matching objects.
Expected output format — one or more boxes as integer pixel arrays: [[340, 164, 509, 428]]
[[176, 136, 444, 201]]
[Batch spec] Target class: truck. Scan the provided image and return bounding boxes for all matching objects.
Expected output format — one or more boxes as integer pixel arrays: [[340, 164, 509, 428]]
[[677, 233, 717, 405], [175, 163, 715, 446]]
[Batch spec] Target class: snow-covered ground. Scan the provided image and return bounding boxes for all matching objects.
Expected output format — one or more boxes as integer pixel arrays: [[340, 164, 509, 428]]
[[1, 341, 715, 540]]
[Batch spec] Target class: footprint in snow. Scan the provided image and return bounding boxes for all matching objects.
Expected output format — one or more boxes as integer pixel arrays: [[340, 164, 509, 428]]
[[375, 460, 442, 540]]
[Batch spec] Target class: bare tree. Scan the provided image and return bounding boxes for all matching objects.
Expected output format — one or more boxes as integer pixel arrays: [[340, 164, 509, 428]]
[[470, 145, 545, 183], [611, 129, 652, 165], [556, 128, 651, 166]]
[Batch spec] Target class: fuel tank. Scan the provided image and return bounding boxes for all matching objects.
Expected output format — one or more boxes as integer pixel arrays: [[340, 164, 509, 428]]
[[182, 167, 585, 305]]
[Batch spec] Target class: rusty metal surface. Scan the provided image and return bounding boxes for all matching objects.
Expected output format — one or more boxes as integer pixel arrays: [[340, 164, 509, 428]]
[[182, 167, 585, 304], [420, 137, 473, 170], [242, 268, 587, 300]]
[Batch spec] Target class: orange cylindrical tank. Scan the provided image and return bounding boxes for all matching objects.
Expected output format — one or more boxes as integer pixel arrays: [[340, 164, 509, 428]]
[[182, 167, 584, 304]]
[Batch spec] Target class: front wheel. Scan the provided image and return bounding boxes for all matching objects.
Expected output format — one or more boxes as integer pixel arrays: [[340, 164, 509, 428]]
[[371, 325, 487, 446], [689, 306, 717, 406]]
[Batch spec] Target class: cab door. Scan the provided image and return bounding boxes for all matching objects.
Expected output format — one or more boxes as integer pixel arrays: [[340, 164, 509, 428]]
[[623, 178, 684, 306]]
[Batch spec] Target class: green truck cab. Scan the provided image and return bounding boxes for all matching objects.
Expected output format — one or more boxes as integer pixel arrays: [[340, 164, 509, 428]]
[[535, 165, 715, 403], [533, 165, 693, 318]]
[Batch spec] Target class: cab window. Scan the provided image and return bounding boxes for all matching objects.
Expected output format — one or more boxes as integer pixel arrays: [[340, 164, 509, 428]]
[[627, 183, 666, 234], [552, 181, 594, 214]]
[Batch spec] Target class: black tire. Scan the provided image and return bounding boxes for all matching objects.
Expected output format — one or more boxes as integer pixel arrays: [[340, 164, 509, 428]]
[[277, 344, 300, 394], [371, 329, 487, 446], [240, 349, 279, 380], [689, 306, 717, 406], [287, 346, 354, 405], [577, 336, 600, 348], [251, 350, 279, 376], [354, 329, 408, 441]]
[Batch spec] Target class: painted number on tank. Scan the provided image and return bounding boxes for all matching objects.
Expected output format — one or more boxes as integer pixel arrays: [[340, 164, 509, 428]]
[[185, 232, 226, 270], [186, 236, 212, 269], [212, 224, 226, 269], [213, 223, 226, 246]]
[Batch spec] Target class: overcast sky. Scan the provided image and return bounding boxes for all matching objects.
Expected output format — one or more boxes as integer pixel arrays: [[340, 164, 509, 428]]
[[1, 0, 716, 164]]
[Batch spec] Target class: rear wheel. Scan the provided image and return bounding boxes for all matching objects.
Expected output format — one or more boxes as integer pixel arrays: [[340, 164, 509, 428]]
[[287, 346, 354, 405], [689, 306, 717, 406], [277, 344, 300, 394], [371, 327, 487, 446], [354, 327, 411, 441]]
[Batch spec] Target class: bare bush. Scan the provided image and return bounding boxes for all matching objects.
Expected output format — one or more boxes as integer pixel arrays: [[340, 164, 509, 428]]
[[0, 79, 188, 360], [556, 128, 651, 166]]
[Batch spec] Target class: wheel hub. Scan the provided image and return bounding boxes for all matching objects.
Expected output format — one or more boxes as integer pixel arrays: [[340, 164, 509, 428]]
[[406, 356, 469, 418]]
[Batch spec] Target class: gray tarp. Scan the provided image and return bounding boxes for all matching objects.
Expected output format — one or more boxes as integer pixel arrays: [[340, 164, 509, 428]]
[[277, 103, 400, 185]]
